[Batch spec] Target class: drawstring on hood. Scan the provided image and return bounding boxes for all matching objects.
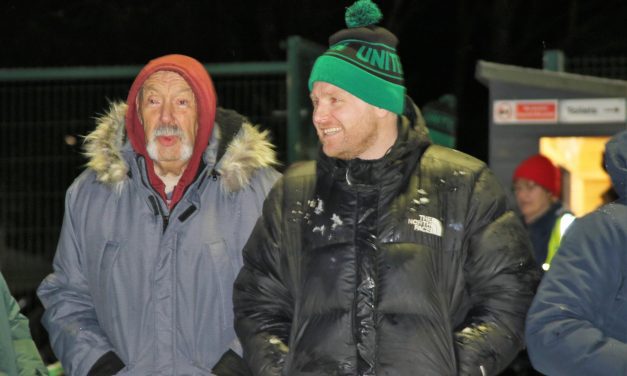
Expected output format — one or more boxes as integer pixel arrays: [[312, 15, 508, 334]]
[[124, 54, 217, 208]]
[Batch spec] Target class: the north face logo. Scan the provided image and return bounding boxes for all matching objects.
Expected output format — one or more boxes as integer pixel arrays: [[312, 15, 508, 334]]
[[407, 215, 443, 237]]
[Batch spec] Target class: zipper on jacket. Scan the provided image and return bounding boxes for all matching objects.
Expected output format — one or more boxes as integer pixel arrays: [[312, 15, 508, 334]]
[[148, 195, 170, 233], [162, 214, 170, 232], [133, 155, 179, 233]]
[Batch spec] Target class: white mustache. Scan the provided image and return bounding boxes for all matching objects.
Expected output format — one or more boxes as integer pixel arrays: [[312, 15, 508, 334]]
[[146, 124, 194, 162], [153, 124, 184, 138]]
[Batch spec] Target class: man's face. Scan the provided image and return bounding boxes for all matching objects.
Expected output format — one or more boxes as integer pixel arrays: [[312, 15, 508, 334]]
[[138, 71, 197, 171], [513, 178, 555, 224], [310, 81, 381, 160]]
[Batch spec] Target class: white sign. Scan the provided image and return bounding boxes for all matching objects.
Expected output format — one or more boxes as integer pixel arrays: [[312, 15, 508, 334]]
[[560, 98, 626, 123], [493, 100, 558, 124]]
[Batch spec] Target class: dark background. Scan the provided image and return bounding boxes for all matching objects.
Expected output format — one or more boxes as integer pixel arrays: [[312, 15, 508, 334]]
[[1, 1, 625, 370], [2, 0, 626, 160]]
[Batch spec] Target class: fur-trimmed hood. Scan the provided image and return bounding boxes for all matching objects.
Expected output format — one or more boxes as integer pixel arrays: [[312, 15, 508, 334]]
[[83, 101, 278, 193]]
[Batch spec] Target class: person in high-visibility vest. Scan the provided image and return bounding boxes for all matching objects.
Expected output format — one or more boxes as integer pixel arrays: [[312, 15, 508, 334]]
[[513, 154, 575, 272]]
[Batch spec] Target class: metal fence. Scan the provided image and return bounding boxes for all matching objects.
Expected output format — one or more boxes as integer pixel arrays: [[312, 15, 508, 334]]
[[566, 56, 627, 80], [0, 35, 328, 294], [0, 63, 289, 294], [543, 50, 627, 80]]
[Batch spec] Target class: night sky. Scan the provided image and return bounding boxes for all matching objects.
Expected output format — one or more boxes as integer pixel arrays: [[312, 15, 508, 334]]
[[2, 0, 626, 160]]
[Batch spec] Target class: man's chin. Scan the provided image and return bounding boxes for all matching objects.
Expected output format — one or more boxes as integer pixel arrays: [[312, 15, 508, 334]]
[[147, 141, 193, 167], [156, 153, 189, 163], [323, 147, 354, 161]]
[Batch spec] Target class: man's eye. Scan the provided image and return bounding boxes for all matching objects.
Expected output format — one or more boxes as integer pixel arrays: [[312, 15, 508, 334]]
[[178, 99, 189, 106], [148, 98, 160, 105]]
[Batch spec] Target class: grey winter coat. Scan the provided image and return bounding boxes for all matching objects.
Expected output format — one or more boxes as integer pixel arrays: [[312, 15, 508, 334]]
[[37, 102, 281, 375]]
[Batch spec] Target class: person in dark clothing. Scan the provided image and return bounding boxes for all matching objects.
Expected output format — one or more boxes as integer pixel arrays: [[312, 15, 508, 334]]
[[232, 1, 539, 375], [513, 154, 575, 271], [526, 129, 627, 375]]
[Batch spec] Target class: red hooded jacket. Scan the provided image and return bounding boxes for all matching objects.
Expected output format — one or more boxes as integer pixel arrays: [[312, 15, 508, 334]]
[[125, 54, 217, 208]]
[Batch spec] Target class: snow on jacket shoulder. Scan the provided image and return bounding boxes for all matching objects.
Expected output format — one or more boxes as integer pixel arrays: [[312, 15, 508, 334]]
[[37, 102, 281, 375], [526, 130, 627, 376], [234, 110, 538, 376]]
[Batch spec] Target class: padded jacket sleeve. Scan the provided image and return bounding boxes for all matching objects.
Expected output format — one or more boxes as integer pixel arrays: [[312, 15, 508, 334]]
[[1, 274, 48, 376], [233, 178, 294, 376], [525, 209, 627, 376], [454, 167, 539, 376], [37, 185, 122, 376]]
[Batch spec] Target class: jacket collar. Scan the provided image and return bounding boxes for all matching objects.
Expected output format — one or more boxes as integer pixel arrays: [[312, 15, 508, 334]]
[[83, 101, 278, 194]]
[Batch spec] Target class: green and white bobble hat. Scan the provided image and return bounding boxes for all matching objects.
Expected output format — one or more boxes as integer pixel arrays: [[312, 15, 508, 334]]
[[308, 0, 405, 114]]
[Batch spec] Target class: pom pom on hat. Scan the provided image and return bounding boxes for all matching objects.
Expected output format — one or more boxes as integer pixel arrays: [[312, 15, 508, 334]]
[[308, 0, 406, 114], [345, 0, 383, 28], [513, 154, 562, 198]]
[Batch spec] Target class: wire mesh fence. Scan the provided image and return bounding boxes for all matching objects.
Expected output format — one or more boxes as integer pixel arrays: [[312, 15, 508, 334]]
[[0, 66, 287, 294]]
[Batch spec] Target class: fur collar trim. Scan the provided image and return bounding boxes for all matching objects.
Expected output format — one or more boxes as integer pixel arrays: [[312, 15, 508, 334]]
[[83, 102, 278, 193]]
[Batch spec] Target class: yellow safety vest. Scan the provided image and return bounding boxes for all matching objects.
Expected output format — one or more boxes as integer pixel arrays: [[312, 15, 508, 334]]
[[542, 212, 576, 271]]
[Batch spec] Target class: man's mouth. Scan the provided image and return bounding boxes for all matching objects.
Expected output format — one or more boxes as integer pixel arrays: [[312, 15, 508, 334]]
[[157, 135, 179, 147], [322, 127, 341, 136]]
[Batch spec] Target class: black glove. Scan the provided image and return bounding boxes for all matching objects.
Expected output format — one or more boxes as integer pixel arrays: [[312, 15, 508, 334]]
[[212, 349, 252, 376], [87, 351, 125, 376]]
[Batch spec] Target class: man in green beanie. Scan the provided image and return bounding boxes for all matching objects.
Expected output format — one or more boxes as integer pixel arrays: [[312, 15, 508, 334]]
[[233, 1, 539, 375]]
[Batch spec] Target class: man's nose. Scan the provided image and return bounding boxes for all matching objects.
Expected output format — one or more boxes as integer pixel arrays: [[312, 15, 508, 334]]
[[160, 102, 174, 124], [313, 104, 329, 125]]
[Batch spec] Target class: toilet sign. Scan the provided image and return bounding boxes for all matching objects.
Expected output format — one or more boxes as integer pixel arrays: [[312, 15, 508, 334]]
[[493, 100, 558, 124], [560, 98, 626, 123], [493, 98, 626, 124]]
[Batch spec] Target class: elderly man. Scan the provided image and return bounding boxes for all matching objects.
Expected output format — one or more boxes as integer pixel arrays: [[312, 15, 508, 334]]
[[232, 1, 538, 375], [37, 54, 280, 375]]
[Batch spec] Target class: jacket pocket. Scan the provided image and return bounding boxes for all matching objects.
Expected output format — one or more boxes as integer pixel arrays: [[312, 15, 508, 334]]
[[97, 241, 120, 333], [178, 240, 238, 369], [99, 241, 120, 288], [205, 239, 234, 328]]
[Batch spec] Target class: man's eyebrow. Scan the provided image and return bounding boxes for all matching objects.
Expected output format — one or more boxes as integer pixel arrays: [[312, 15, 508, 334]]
[[176, 87, 194, 95], [141, 86, 194, 97], [141, 85, 159, 94]]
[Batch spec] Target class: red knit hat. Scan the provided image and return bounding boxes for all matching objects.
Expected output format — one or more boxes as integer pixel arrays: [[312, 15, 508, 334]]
[[513, 154, 561, 198]]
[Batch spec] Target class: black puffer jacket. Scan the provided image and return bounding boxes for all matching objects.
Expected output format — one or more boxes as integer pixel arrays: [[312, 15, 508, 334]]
[[234, 102, 538, 376]]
